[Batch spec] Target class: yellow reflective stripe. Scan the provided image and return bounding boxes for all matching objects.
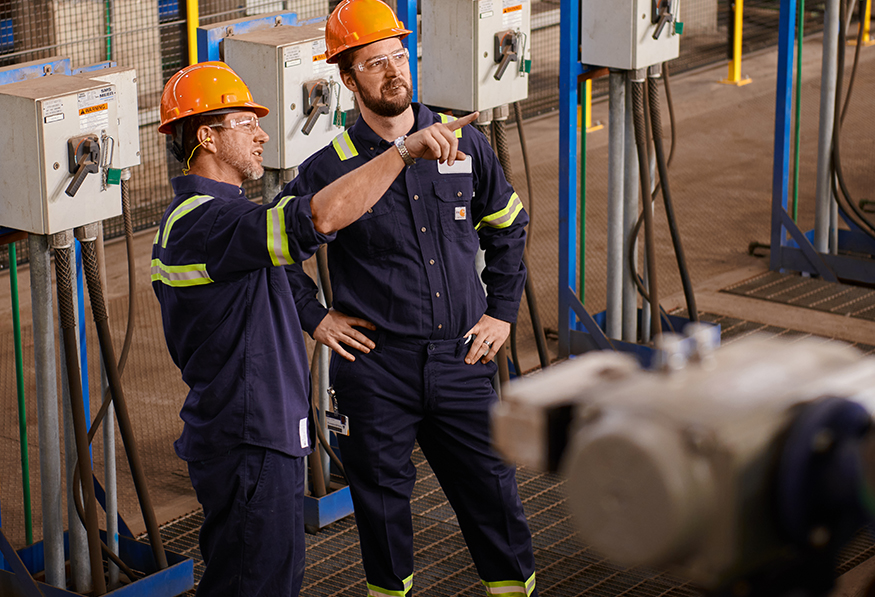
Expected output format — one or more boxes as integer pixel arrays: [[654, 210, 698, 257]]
[[150, 258, 213, 287], [266, 195, 297, 266], [481, 572, 536, 597], [153, 229, 160, 246], [366, 574, 413, 597], [332, 131, 359, 161], [161, 194, 214, 248], [475, 192, 523, 231], [439, 113, 463, 138]]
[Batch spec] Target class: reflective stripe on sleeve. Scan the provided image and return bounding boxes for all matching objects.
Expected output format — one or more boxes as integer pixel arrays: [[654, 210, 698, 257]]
[[481, 572, 536, 597], [266, 195, 297, 266], [439, 113, 463, 138], [161, 195, 214, 248], [332, 131, 359, 161], [475, 192, 523, 231], [366, 574, 413, 597], [150, 258, 213, 287]]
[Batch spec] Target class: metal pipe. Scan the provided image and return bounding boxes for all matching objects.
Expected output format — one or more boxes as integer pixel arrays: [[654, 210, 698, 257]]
[[814, 0, 840, 253], [58, 247, 91, 593], [261, 168, 283, 205], [607, 71, 626, 340], [185, 0, 198, 64], [28, 233, 65, 588], [622, 79, 640, 343], [9, 242, 33, 545]]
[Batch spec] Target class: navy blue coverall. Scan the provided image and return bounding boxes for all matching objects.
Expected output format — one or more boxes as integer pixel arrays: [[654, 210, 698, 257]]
[[152, 175, 331, 596], [287, 103, 537, 597]]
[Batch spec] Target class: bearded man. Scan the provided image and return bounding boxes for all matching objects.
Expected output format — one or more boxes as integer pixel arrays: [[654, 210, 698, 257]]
[[284, 2, 538, 596]]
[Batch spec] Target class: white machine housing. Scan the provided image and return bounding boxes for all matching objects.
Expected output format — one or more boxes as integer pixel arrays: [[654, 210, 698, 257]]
[[73, 66, 140, 169], [579, 0, 681, 70], [421, 0, 531, 112], [223, 23, 355, 170], [0, 75, 122, 234]]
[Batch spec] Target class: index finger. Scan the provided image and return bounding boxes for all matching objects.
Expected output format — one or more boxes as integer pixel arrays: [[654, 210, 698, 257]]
[[445, 111, 479, 132]]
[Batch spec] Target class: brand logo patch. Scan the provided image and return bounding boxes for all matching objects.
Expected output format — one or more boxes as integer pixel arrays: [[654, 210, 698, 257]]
[[455, 206, 467, 220]]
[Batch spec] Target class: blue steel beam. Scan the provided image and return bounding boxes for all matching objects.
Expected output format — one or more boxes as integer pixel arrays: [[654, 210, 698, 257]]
[[770, 0, 796, 274], [396, 0, 418, 101], [558, 0, 586, 358], [0, 57, 71, 86]]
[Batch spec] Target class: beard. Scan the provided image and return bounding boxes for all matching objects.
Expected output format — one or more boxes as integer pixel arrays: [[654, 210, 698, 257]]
[[218, 142, 264, 181], [358, 75, 412, 118]]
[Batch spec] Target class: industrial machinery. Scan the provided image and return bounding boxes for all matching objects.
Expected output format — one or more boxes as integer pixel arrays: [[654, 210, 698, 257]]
[[495, 331, 875, 597], [420, 0, 531, 112], [223, 20, 355, 171], [0, 61, 192, 596]]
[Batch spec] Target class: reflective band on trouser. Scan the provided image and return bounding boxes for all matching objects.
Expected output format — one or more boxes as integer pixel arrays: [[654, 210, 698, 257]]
[[332, 131, 359, 161], [150, 259, 213, 287], [161, 195, 214, 248], [266, 195, 297, 266], [475, 192, 523, 231], [439, 113, 463, 138], [481, 572, 536, 597], [366, 574, 413, 597]]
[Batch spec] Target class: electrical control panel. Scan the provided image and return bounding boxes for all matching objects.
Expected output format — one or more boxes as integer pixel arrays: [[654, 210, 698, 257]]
[[579, 0, 681, 70], [223, 22, 355, 170], [0, 75, 122, 234], [73, 66, 140, 169], [420, 0, 531, 112]]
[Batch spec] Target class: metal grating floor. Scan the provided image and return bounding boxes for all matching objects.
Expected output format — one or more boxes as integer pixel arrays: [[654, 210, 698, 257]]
[[722, 270, 875, 322]]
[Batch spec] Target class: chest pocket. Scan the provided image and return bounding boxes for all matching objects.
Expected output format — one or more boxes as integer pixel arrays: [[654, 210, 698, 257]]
[[434, 178, 476, 241], [344, 194, 399, 257]]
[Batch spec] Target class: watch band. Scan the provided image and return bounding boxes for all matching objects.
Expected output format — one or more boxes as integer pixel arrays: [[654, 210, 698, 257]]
[[394, 135, 415, 167]]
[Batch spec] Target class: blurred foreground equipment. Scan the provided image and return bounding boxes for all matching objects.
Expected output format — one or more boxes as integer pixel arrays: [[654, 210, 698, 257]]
[[495, 331, 875, 597]]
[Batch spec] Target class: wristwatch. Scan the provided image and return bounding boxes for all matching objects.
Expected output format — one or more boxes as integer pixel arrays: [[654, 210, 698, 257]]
[[394, 135, 415, 167]]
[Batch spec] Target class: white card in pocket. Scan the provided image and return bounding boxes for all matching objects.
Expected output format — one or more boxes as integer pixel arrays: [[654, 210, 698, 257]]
[[438, 158, 473, 175]]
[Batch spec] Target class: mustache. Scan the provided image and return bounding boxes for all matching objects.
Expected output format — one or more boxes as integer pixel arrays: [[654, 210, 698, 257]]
[[382, 77, 410, 94]]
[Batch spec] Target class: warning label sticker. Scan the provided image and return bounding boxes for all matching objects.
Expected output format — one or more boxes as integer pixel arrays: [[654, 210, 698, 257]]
[[78, 88, 114, 132], [503, 0, 524, 28], [42, 98, 65, 124], [312, 39, 334, 76], [283, 45, 302, 68]]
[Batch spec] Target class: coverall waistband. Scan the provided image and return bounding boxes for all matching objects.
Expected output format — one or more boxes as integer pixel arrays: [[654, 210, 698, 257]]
[[361, 329, 469, 354]]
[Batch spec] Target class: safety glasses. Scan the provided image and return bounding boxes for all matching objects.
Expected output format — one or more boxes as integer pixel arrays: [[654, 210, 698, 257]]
[[209, 115, 260, 134], [352, 48, 409, 74]]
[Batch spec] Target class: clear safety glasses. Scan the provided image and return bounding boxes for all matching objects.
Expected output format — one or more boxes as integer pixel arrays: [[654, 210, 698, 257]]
[[353, 48, 410, 74], [209, 115, 261, 134]]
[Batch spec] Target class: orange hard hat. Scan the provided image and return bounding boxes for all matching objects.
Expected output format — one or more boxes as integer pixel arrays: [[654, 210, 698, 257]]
[[159, 62, 269, 135], [325, 0, 412, 64]]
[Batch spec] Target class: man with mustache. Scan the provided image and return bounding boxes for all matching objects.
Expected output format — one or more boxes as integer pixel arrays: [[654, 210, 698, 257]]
[[285, 1, 537, 595], [153, 61, 475, 596]]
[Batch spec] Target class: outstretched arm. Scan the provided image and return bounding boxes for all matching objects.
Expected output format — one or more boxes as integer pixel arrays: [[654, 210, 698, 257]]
[[310, 112, 479, 234]]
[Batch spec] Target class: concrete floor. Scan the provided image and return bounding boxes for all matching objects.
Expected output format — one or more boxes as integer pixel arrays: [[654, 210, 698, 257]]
[[0, 25, 874, 594]]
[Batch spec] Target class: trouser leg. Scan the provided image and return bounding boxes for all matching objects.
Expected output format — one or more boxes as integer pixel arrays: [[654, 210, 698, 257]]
[[332, 348, 423, 596], [188, 445, 306, 597], [418, 343, 538, 597]]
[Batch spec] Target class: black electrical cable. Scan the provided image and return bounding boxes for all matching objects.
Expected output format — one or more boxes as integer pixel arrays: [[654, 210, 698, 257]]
[[513, 101, 551, 369], [661, 63, 677, 168], [308, 345, 328, 498], [79, 238, 168, 570], [831, 0, 875, 240], [648, 73, 698, 322], [839, 0, 864, 125], [54, 244, 108, 595], [631, 78, 661, 340]]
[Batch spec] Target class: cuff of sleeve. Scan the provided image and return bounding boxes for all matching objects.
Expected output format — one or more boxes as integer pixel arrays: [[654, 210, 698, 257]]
[[295, 195, 337, 247], [298, 299, 330, 336], [486, 299, 519, 325]]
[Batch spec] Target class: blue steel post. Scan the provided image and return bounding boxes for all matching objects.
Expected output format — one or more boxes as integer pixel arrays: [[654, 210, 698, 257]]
[[558, 0, 583, 358], [770, 0, 797, 272], [396, 0, 418, 101]]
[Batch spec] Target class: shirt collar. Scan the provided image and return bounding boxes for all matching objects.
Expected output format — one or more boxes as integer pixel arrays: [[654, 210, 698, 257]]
[[171, 174, 246, 199], [350, 103, 434, 157]]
